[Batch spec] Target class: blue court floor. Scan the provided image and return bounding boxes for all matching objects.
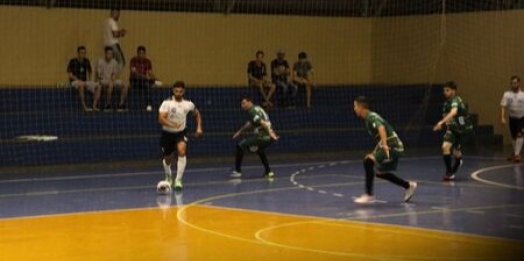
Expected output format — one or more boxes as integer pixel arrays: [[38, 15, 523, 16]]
[[1, 148, 523, 243]]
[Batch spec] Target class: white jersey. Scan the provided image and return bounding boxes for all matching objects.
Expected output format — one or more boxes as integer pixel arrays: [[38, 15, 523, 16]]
[[159, 97, 196, 133], [103, 17, 119, 46], [501, 90, 524, 118]]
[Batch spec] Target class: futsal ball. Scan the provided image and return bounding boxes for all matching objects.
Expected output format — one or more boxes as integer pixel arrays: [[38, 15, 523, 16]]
[[157, 180, 172, 194]]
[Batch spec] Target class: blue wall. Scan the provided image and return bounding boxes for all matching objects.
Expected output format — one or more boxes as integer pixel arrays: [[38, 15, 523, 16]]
[[0, 84, 448, 166]]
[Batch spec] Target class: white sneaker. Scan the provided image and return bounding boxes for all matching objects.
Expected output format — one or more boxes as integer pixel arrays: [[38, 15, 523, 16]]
[[354, 194, 375, 204], [146, 105, 152, 112], [404, 181, 417, 202], [230, 171, 242, 178]]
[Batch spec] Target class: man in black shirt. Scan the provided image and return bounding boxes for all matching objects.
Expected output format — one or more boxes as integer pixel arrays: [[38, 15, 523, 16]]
[[67, 46, 101, 112], [247, 50, 276, 108]]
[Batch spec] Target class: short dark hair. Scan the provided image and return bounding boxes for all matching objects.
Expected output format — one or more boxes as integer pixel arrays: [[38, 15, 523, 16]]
[[298, 52, 307, 59], [354, 96, 370, 109], [444, 81, 457, 90], [110, 8, 120, 13], [104, 46, 113, 53], [77, 46, 86, 52], [241, 94, 253, 102], [255, 50, 264, 57], [173, 81, 185, 89], [511, 75, 521, 82], [137, 46, 146, 52]]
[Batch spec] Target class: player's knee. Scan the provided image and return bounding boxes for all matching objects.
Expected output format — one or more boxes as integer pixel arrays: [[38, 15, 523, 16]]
[[363, 157, 375, 168], [441, 144, 452, 154]]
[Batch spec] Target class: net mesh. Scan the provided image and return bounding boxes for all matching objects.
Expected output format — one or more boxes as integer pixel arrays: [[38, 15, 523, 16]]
[[0, 0, 517, 167]]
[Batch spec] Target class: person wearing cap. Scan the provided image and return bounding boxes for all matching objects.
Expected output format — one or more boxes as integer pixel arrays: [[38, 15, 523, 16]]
[[271, 49, 298, 108], [247, 50, 276, 108], [433, 81, 473, 181]]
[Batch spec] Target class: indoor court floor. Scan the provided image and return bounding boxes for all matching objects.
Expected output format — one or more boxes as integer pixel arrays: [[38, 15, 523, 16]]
[[0, 151, 523, 261]]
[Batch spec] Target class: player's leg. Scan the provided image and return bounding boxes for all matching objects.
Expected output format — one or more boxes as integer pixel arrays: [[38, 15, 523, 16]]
[[451, 134, 463, 174], [441, 130, 455, 180], [231, 139, 250, 178], [514, 117, 524, 162], [374, 148, 417, 202], [508, 117, 519, 161], [354, 153, 376, 204], [254, 138, 274, 178], [161, 131, 176, 185], [173, 137, 187, 190]]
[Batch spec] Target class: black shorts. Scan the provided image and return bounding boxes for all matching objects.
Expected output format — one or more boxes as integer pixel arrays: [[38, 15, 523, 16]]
[[509, 117, 524, 139], [160, 129, 188, 156]]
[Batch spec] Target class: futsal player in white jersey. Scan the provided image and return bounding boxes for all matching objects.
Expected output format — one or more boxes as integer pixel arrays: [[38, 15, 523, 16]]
[[501, 75, 524, 163], [158, 81, 203, 190]]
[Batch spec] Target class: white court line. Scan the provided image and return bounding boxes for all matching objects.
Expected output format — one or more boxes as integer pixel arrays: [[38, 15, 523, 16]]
[[471, 164, 524, 190]]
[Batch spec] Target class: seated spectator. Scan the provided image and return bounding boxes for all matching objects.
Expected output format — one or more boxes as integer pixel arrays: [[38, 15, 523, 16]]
[[97, 46, 129, 112], [293, 52, 315, 109], [247, 50, 276, 108], [67, 46, 101, 112], [130, 46, 156, 112], [271, 49, 297, 108]]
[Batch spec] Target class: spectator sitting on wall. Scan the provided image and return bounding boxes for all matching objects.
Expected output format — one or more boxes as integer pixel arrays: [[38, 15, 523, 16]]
[[292, 52, 315, 109], [130, 45, 158, 112], [247, 50, 276, 109], [67, 46, 101, 112], [97, 46, 129, 112]]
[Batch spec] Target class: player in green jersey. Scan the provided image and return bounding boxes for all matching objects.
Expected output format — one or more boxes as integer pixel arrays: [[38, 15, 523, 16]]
[[433, 81, 473, 181], [230, 95, 279, 179], [353, 96, 417, 204]]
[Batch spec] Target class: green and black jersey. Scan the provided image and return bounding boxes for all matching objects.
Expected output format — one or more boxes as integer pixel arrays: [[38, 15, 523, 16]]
[[247, 105, 273, 139], [364, 111, 403, 149], [443, 96, 473, 133]]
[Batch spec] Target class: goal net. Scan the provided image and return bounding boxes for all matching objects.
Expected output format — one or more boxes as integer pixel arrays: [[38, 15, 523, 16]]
[[0, 0, 516, 167]]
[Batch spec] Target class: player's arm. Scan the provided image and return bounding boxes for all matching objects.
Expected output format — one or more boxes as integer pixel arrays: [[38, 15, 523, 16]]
[[501, 106, 507, 125], [377, 125, 389, 158], [193, 108, 203, 137], [158, 111, 179, 129], [260, 120, 279, 140], [233, 121, 252, 139], [433, 107, 458, 131]]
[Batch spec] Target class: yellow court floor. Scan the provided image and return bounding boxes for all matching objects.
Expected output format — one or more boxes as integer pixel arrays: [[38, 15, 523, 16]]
[[0, 204, 522, 261]]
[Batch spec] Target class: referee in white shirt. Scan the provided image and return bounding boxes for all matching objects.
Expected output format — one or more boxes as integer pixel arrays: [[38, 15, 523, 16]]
[[501, 75, 524, 163], [104, 8, 127, 68]]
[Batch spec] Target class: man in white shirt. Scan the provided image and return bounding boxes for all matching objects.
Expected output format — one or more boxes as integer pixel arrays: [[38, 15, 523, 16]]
[[158, 81, 203, 190], [103, 8, 127, 69], [501, 75, 524, 163], [97, 46, 129, 112]]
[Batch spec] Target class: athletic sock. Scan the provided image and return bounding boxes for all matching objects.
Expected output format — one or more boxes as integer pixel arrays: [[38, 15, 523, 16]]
[[235, 145, 243, 173], [452, 157, 462, 173], [363, 158, 375, 195], [443, 154, 452, 174], [516, 137, 523, 156], [176, 156, 187, 181], [257, 151, 271, 173], [377, 172, 409, 189], [163, 159, 172, 177]]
